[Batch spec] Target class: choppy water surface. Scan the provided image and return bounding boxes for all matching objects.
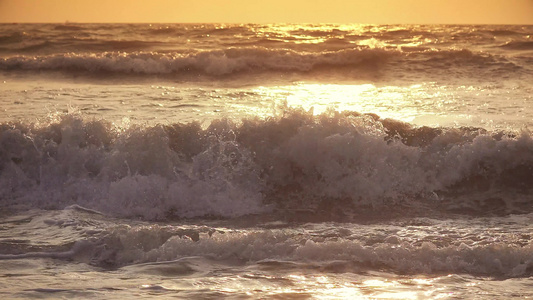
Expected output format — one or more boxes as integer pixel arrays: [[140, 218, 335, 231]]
[[1, 23, 533, 298]]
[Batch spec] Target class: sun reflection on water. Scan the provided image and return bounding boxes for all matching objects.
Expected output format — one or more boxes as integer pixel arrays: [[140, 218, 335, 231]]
[[248, 81, 498, 128], [248, 23, 430, 49], [254, 82, 437, 125], [249, 273, 443, 299]]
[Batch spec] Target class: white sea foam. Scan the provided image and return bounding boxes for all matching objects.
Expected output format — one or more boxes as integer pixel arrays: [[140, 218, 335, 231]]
[[1, 110, 532, 219], [0, 48, 395, 75], [1, 23, 533, 298], [18, 210, 529, 277], [0, 47, 520, 79]]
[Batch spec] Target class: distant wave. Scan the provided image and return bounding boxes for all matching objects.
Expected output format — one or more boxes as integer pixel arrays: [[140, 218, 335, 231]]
[[53, 24, 86, 31], [0, 48, 396, 76], [1, 109, 532, 220], [0, 32, 27, 43], [482, 29, 526, 36], [0, 47, 517, 78], [499, 41, 533, 51]]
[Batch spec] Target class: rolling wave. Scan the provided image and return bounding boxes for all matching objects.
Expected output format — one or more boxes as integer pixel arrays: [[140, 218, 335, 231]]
[[6, 209, 531, 277], [1, 109, 532, 220], [0, 47, 395, 76], [499, 40, 533, 51], [0, 47, 515, 78]]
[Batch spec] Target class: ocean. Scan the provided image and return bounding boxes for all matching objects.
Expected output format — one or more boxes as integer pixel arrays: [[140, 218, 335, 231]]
[[0, 23, 533, 299]]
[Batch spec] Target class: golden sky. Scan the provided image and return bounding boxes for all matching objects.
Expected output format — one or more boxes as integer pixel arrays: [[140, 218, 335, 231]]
[[0, 0, 532, 24]]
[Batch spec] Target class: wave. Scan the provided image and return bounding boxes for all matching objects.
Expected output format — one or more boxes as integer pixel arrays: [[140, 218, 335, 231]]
[[2, 41, 53, 53], [98, 221, 533, 276], [0, 48, 394, 76], [0, 47, 516, 78], [146, 26, 183, 35], [1, 109, 532, 220], [499, 41, 533, 51], [0, 31, 28, 44], [88, 40, 168, 51], [53, 24, 86, 31], [0, 38, 169, 55], [481, 28, 528, 36], [6, 208, 533, 277]]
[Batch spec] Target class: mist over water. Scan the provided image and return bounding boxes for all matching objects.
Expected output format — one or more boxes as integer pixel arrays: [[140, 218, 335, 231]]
[[1, 23, 533, 298]]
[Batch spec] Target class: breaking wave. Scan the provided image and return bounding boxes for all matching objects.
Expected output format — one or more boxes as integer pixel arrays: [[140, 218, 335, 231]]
[[0, 48, 394, 76], [1, 108, 532, 220], [0, 47, 517, 78], [4, 207, 533, 278]]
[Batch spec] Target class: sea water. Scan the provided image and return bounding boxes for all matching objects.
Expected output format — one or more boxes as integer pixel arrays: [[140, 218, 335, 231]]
[[0, 23, 533, 299]]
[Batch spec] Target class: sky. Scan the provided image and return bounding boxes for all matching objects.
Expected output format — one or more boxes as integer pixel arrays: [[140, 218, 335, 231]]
[[0, 0, 532, 24]]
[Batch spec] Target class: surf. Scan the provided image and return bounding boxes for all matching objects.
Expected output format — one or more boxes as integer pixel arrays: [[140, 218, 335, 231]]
[[1, 108, 531, 220]]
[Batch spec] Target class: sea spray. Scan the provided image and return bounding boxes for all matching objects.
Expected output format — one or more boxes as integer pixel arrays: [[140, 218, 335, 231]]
[[2, 109, 532, 220]]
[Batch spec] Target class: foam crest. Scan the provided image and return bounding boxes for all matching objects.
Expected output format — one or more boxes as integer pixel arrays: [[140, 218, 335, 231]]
[[75, 219, 533, 277], [1, 110, 533, 220], [0, 48, 395, 76], [4, 208, 533, 277], [0, 116, 266, 219], [3, 48, 523, 83]]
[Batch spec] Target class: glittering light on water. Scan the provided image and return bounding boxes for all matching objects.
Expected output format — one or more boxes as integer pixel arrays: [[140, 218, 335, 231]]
[[251, 81, 498, 128], [254, 82, 427, 123]]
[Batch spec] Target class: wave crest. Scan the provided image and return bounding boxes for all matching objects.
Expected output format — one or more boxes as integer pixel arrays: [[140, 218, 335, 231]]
[[0, 48, 394, 76], [2, 47, 515, 78], [1, 109, 532, 220]]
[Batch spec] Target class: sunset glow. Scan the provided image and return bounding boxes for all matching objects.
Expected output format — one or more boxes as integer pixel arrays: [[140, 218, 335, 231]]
[[1, 0, 532, 24], [1, 0, 533, 298]]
